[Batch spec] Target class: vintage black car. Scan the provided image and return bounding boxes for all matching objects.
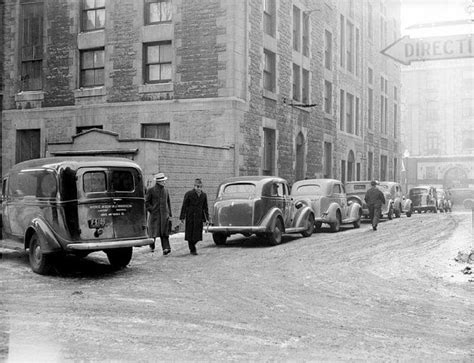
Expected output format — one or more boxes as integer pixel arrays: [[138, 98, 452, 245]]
[[345, 181, 393, 220], [409, 185, 438, 213], [207, 176, 315, 245], [1, 157, 153, 274], [378, 181, 413, 217], [291, 179, 361, 232]]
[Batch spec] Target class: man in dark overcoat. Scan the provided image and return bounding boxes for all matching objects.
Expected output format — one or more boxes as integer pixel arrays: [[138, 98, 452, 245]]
[[364, 180, 386, 231], [146, 173, 172, 254], [179, 178, 209, 255]]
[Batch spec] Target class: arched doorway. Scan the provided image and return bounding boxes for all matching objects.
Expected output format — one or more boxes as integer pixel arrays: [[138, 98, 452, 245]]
[[444, 167, 468, 188], [295, 132, 305, 181], [347, 150, 355, 182]]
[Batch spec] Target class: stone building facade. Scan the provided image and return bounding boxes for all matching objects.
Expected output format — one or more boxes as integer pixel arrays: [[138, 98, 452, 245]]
[[2, 0, 402, 192]]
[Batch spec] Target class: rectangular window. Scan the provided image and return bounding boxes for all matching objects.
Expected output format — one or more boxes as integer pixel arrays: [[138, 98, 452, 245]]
[[263, 128, 276, 176], [368, 88, 373, 130], [145, 0, 172, 25], [367, 3, 373, 40], [20, 2, 43, 91], [339, 89, 345, 131], [355, 97, 360, 136], [144, 42, 172, 83], [367, 151, 373, 181], [380, 155, 387, 181], [324, 80, 332, 114], [302, 13, 310, 56], [293, 6, 301, 52], [393, 104, 398, 138], [16, 129, 41, 164], [84, 171, 106, 193], [340, 14, 345, 67], [346, 20, 354, 72], [380, 95, 385, 134], [82, 0, 105, 31], [141, 123, 170, 140], [263, 49, 276, 92], [263, 0, 276, 36], [324, 30, 332, 70], [80, 48, 105, 87], [293, 64, 301, 101], [355, 28, 360, 77], [346, 93, 354, 134], [324, 142, 332, 178], [302, 69, 310, 104], [77, 125, 103, 134], [356, 163, 361, 181]]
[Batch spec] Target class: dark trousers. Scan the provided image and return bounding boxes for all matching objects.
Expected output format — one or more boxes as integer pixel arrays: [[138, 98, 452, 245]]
[[150, 236, 170, 251], [368, 204, 382, 227], [188, 241, 197, 253]]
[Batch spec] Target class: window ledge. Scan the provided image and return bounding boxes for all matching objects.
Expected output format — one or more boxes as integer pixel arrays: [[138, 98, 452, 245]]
[[262, 89, 277, 101], [74, 86, 106, 98], [139, 83, 173, 94], [15, 91, 44, 102]]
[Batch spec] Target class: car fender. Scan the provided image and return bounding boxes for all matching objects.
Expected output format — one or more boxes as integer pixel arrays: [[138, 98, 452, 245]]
[[325, 202, 341, 222], [259, 207, 284, 232], [292, 205, 313, 228], [348, 201, 361, 220], [25, 218, 63, 254], [402, 198, 412, 211]]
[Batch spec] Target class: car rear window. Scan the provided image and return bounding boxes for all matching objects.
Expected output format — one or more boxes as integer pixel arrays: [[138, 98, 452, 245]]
[[292, 184, 322, 196], [410, 188, 428, 195], [83, 170, 135, 193], [110, 170, 134, 191], [220, 183, 256, 198]]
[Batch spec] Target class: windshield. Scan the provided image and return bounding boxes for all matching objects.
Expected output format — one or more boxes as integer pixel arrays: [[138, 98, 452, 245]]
[[410, 188, 428, 195], [219, 183, 256, 199], [346, 184, 368, 192], [292, 184, 323, 196]]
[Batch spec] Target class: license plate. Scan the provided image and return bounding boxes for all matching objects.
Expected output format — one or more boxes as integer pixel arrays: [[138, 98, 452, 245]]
[[88, 218, 106, 229]]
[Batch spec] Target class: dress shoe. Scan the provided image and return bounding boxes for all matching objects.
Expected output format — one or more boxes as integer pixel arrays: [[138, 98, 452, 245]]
[[190, 251, 198, 255], [372, 226, 377, 231], [163, 249, 171, 255]]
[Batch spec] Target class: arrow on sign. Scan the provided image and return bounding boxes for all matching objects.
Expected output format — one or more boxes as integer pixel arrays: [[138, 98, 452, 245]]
[[381, 34, 473, 65]]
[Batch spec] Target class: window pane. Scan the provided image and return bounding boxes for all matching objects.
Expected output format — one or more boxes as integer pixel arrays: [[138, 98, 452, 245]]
[[84, 0, 95, 10], [96, 9, 105, 28], [160, 44, 172, 62], [82, 51, 94, 68], [149, 3, 160, 22], [96, 0, 105, 7], [95, 69, 104, 85], [94, 50, 104, 67], [82, 69, 95, 86], [83, 172, 106, 193], [149, 64, 161, 81], [111, 170, 134, 192], [161, 63, 172, 80], [85, 11, 95, 30], [147, 45, 160, 63], [162, 1, 172, 21]]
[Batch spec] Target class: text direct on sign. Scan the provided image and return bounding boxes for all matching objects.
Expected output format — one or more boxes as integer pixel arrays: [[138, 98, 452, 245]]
[[381, 34, 473, 65]]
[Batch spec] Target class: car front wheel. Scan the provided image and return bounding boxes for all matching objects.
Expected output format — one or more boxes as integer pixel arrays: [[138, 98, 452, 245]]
[[29, 233, 54, 275], [267, 218, 283, 245], [301, 213, 314, 237], [106, 247, 133, 269], [330, 212, 341, 232]]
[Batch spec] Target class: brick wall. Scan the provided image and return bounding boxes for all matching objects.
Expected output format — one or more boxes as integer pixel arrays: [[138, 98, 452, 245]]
[[43, 0, 75, 107]]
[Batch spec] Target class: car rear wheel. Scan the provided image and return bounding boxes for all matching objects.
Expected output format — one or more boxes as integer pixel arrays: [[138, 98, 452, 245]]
[[29, 233, 54, 275], [353, 211, 361, 229], [314, 222, 322, 231], [330, 212, 341, 232], [106, 247, 133, 269], [267, 218, 283, 245], [301, 213, 314, 237], [212, 233, 227, 245]]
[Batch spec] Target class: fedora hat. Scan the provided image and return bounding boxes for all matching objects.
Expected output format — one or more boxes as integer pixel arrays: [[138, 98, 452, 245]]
[[154, 172, 168, 181]]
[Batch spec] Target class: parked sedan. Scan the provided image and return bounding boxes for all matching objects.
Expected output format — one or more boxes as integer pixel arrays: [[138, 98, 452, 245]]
[[409, 185, 438, 213], [291, 179, 361, 232], [345, 181, 393, 220], [207, 176, 315, 245], [378, 181, 413, 217]]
